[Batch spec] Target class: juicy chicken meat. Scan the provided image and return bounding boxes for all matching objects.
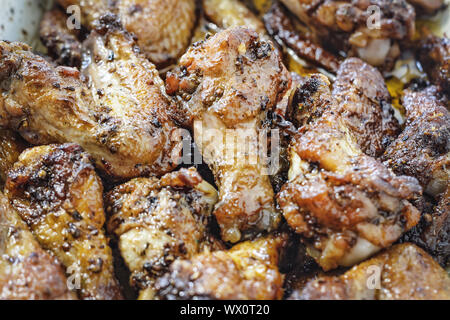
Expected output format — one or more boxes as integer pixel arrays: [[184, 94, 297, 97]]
[[417, 35, 450, 97], [333, 58, 400, 157], [40, 7, 83, 68], [0, 21, 181, 179], [0, 192, 76, 300], [57, 0, 197, 67], [280, 0, 416, 67], [166, 28, 291, 243], [5, 144, 122, 300], [105, 167, 221, 300], [0, 129, 27, 186], [263, 1, 341, 73], [290, 243, 450, 300], [154, 234, 287, 300], [277, 75, 421, 271], [383, 86, 449, 199]]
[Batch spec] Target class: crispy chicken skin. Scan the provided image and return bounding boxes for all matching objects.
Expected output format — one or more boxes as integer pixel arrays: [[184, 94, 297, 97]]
[[278, 75, 421, 271], [105, 167, 221, 299], [290, 243, 450, 300], [154, 234, 287, 300], [40, 7, 82, 67], [383, 86, 449, 198], [203, 0, 267, 36], [0, 22, 181, 179], [0, 129, 27, 186], [57, 0, 197, 67], [333, 58, 400, 157], [280, 0, 415, 67], [417, 35, 450, 97], [166, 28, 290, 243], [263, 1, 340, 73], [0, 192, 76, 300], [5, 144, 122, 300]]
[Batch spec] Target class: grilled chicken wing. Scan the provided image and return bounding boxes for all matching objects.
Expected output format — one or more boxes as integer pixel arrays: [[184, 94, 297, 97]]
[[166, 28, 290, 243], [278, 75, 421, 271], [0, 129, 27, 186], [40, 7, 83, 67], [57, 0, 197, 67], [333, 58, 400, 157], [105, 167, 221, 300], [204, 0, 267, 36], [5, 144, 122, 300], [154, 234, 287, 300], [0, 192, 76, 300], [0, 21, 181, 179], [280, 0, 415, 68], [289, 243, 450, 300], [383, 86, 449, 198], [417, 35, 450, 97], [383, 85, 449, 266]]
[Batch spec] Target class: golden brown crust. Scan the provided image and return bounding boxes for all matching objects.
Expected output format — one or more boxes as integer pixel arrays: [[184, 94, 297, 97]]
[[154, 235, 287, 300], [0, 192, 76, 300], [291, 243, 450, 300], [57, 0, 197, 67], [5, 144, 122, 300], [166, 28, 290, 243], [105, 167, 221, 298], [0, 26, 181, 179]]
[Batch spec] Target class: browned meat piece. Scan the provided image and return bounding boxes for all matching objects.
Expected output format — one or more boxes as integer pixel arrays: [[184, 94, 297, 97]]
[[290, 243, 450, 300], [417, 35, 450, 97], [333, 58, 401, 157], [408, 0, 445, 15], [264, 1, 340, 73], [0, 192, 76, 300], [166, 28, 290, 243], [204, 0, 267, 35], [105, 167, 222, 300], [278, 75, 421, 271], [0, 129, 27, 186], [0, 20, 181, 179], [383, 86, 449, 198], [5, 144, 123, 300], [154, 235, 287, 300], [280, 0, 415, 68], [57, 0, 197, 67], [40, 7, 82, 67]]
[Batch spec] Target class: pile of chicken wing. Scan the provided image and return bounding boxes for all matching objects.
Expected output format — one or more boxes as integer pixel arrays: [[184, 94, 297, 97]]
[[0, 0, 448, 300]]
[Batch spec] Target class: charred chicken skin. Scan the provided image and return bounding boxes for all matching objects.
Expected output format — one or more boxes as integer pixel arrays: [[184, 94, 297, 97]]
[[278, 74, 421, 271], [166, 27, 291, 243], [279, 0, 416, 68], [57, 0, 197, 67], [0, 19, 181, 180], [105, 167, 221, 299], [5, 144, 122, 300], [154, 234, 287, 300], [0, 192, 76, 300]]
